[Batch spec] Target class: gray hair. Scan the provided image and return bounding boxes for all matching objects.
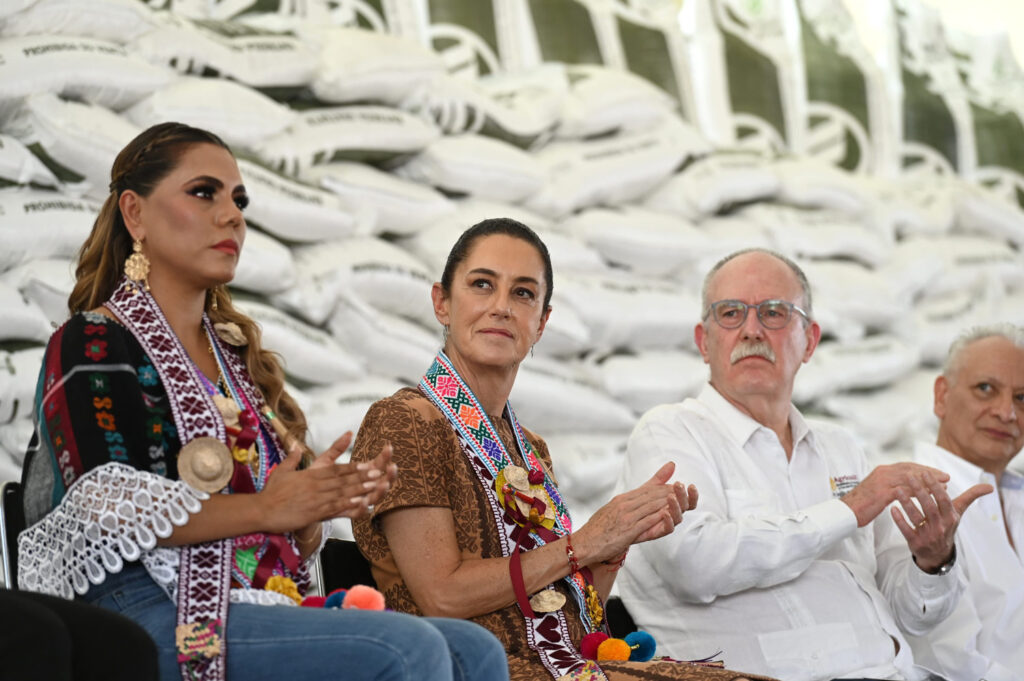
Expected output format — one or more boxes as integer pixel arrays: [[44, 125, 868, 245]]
[[700, 248, 814, 319], [942, 323, 1024, 379]]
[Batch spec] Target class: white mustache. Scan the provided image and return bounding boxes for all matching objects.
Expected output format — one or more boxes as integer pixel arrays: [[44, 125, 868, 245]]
[[731, 341, 776, 364]]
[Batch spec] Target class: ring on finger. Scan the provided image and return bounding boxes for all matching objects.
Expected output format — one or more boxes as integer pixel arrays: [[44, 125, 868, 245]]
[[916, 519, 927, 529]]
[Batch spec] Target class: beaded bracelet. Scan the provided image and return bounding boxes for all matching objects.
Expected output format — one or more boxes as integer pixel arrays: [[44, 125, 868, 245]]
[[566, 533, 580, 574]]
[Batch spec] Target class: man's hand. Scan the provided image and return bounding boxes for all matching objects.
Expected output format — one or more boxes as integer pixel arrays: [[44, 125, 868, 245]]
[[840, 462, 952, 527], [890, 472, 992, 573]]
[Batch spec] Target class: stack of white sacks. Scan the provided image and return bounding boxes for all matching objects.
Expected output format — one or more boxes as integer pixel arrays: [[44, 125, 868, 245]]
[[1, 0, 1022, 535]]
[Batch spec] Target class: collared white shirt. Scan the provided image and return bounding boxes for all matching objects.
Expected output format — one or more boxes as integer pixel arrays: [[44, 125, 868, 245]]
[[616, 384, 962, 681], [906, 442, 1024, 681]]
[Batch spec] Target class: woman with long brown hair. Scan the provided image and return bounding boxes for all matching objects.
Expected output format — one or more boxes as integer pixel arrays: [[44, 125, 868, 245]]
[[16, 122, 507, 681]]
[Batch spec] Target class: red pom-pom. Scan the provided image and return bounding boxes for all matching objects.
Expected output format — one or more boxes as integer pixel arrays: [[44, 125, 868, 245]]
[[300, 595, 327, 608], [597, 638, 631, 662], [528, 469, 545, 485], [580, 632, 609, 660], [342, 584, 386, 611]]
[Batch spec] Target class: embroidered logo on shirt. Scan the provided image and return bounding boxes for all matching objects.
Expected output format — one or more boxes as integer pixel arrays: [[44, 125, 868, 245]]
[[830, 474, 859, 498]]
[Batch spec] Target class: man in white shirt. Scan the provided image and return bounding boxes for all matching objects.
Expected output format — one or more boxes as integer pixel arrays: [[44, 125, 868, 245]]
[[905, 325, 1024, 681], [616, 249, 991, 681]]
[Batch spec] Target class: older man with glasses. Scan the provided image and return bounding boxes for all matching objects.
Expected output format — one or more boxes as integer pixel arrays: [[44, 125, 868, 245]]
[[614, 248, 991, 681]]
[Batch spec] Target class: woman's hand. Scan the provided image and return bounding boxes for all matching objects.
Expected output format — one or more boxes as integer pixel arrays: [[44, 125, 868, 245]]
[[257, 433, 397, 533], [572, 462, 697, 565]]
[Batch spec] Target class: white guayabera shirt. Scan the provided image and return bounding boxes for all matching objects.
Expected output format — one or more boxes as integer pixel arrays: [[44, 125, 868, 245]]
[[615, 384, 960, 681], [907, 442, 1024, 681]]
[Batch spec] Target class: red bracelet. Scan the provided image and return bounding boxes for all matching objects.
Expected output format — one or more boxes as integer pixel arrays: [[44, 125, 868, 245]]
[[566, 533, 580, 574]]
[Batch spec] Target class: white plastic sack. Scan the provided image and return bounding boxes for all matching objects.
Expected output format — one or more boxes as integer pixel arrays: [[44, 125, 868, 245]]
[[237, 157, 370, 243], [401, 66, 565, 149], [911, 290, 995, 365], [793, 335, 922, 404], [303, 162, 455, 237], [743, 204, 891, 268], [0, 1, 38, 21], [402, 203, 602, 282], [0, 0, 162, 43], [509, 365, 637, 434], [800, 260, 906, 333], [674, 215, 775, 291], [0, 417, 33, 472], [893, 235, 1024, 297], [131, 17, 318, 89], [594, 350, 707, 415], [393, 134, 546, 204], [303, 376, 405, 454], [560, 206, 713, 276], [872, 175, 957, 238], [0, 258, 75, 327], [5, 93, 140, 199], [0, 345, 45, 424], [557, 272, 697, 352], [233, 298, 364, 385], [0, 133, 58, 189], [534, 293, 591, 358], [0, 283, 52, 342], [954, 183, 1024, 248], [526, 118, 708, 218], [0, 34, 174, 113], [545, 432, 629, 501], [231, 228, 295, 294], [257, 106, 440, 177], [643, 150, 778, 221], [773, 157, 875, 215], [558, 63, 677, 140], [123, 76, 295, 151], [276, 237, 434, 327], [0, 190, 98, 272], [310, 26, 446, 105], [328, 292, 438, 385]]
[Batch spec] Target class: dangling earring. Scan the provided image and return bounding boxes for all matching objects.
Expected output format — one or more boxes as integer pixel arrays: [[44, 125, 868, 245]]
[[530, 344, 535, 358], [441, 324, 449, 346], [208, 286, 219, 311], [123, 239, 150, 294]]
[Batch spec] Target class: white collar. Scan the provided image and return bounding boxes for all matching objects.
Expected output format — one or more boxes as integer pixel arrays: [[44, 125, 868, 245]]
[[913, 441, 1024, 492], [698, 383, 813, 451]]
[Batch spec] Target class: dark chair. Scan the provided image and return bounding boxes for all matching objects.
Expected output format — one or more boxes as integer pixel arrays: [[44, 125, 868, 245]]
[[318, 538, 377, 594], [605, 595, 638, 638], [0, 481, 25, 589]]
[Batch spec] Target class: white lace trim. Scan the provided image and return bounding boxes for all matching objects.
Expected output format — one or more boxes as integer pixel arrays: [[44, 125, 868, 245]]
[[18, 462, 207, 598], [230, 589, 298, 607]]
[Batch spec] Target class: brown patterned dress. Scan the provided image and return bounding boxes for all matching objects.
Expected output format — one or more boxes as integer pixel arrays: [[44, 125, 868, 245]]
[[352, 388, 772, 681]]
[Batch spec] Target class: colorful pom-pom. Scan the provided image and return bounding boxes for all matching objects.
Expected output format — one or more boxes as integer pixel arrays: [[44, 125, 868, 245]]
[[528, 469, 545, 485], [342, 584, 386, 611], [324, 588, 348, 609], [596, 637, 631, 661], [300, 595, 327, 608], [264, 575, 302, 605], [580, 632, 609, 660], [625, 631, 656, 662]]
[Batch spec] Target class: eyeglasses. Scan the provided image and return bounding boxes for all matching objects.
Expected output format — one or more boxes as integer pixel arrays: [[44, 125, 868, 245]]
[[703, 299, 810, 330]]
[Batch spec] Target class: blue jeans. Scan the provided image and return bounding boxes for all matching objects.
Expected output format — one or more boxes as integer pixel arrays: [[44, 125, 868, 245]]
[[83, 565, 508, 681]]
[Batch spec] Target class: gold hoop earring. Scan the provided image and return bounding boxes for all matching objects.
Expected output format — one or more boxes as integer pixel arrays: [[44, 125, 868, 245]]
[[124, 239, 150, 294]]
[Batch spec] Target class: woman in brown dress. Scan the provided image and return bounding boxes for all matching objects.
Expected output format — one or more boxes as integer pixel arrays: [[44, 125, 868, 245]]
[[351, 218, 771, 681]]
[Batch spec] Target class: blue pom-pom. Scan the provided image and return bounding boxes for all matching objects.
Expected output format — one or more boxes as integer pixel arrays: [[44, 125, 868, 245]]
[[625, 631, 656, 662], [324, 588, 348, 609]]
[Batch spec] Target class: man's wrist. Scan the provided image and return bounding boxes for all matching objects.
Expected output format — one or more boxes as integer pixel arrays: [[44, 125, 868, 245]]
[[913, 545, 957, 575]]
